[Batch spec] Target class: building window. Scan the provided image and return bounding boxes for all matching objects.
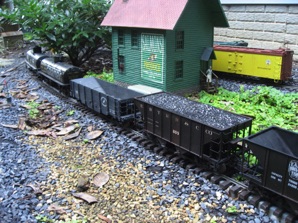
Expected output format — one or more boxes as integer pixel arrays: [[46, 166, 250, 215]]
[[118, 55, 125, 73], [175, 60, 183, 79], [118, 30, 124, 46], [176, 31, 184, 50], [131, 30, 138, 47]]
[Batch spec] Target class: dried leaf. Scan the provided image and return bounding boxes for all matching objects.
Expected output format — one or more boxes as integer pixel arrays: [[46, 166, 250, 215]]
[[15, 92, 27, 99], [20, 104, 32, 110], [26, 183, 42, 195], [93, 172, 109, 187], [64, 119, 79, 127], [48, 204, 66, 214], [98, 214, 112, 223], [16, 84, 28, 89], [63, 127, 82, 140], [72, 193, 97, 204], [18, 117, 27, 130], [56, 125, 77, 136], [87, 125, 93, 132], [53, 109, 64, 115], [1, 123, 18, 129], [37, 103, 52, 110], [26, 94, 39, 101], [85, 130, 103, 140], [0, 93, 6, 98], [26, 129, 52, 136]]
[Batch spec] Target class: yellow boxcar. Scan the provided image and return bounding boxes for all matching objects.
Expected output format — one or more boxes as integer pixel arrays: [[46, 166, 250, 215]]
[[212, 46, 293, 81]]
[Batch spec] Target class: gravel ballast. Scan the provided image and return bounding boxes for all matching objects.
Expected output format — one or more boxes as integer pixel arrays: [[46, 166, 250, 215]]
[[137, 92, 252, 130], [0, 49, 292, 222]]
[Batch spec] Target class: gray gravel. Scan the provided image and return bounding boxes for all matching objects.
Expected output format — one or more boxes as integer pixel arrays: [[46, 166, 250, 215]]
[[137, 92, 251, 130]]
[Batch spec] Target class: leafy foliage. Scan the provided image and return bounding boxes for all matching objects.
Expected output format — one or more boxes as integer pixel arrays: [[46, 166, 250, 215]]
[[26, 101, 40, 119], [84, 69, 114, 83], [226, 205, 239, 214], [193, 86, 298, 134], [0, 0, 111, 66]]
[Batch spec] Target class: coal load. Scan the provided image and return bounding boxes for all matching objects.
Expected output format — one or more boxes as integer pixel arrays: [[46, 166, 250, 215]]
[[139, 92, 251, 130]]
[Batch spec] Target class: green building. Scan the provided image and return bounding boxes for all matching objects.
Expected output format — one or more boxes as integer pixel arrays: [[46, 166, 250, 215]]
[[101, 0, 228, 93]]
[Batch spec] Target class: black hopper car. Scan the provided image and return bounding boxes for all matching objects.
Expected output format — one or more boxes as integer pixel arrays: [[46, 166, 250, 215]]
[[26, 49, 298, 219]]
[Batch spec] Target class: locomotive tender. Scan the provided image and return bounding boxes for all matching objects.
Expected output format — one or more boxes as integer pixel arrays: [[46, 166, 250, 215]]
[[25, 49, 85, 87], [25, 49, 298, 219]]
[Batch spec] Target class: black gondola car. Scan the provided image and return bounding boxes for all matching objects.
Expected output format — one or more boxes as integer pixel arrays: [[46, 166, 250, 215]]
[[70, 77, 143, 122], [242, 126, 298, 210], [134, 92, 253, 169]]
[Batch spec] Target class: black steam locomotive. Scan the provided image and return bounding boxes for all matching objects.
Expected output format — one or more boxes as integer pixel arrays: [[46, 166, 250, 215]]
[[26, 49, 298, 220]]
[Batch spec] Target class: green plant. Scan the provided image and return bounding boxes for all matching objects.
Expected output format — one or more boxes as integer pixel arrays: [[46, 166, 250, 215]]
[[23, 32, 35, 41], [83, 139, 89, 144], [85, 69, 114, 83], [26, 101, 40, 119], [194, 86, 298, 134], [0, 0, 111, 66], [35, 215, 54, 223], [226, 205, 239, 214], [244, 153, 258, 167], [67, 110, 75, 116]]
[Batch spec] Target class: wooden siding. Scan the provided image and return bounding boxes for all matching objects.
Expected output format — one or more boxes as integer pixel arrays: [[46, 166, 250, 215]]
[[113, 0, 216, 93], [165, 0, 214, 92], [113, 28, 167, 91]]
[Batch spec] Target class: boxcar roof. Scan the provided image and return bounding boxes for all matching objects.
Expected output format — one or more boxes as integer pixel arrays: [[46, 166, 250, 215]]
[[101, 0, 228, 30]]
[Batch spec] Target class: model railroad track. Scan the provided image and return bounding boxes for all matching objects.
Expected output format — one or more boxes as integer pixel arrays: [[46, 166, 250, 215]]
[[118, 128, 296, 222], [30, 74, 298, 222]]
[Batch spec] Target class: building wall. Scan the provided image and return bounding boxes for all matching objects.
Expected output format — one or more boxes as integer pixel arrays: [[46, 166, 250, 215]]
[[214, 4, 298, 61], [113, 0, 216, 93], [165, 0, 214, 92], [112, 28, 167, 90]]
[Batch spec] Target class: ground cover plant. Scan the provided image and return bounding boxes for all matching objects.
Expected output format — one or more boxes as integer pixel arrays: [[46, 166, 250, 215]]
[[190, 86, 298, 134], [84, 69, 114, 83]]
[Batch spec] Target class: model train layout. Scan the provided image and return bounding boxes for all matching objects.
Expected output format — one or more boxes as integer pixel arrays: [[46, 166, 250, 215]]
[[25, 48, 298, 220]]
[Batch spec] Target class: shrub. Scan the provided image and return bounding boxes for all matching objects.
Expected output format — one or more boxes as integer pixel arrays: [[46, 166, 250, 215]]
[[0, 0, 111, 66]]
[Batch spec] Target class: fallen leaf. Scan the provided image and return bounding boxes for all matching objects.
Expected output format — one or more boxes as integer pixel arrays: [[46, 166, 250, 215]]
[[98, 214, 112, 223], [26, 94, 39, 101], [87, 125, 93, 132], [53, 109, 64, 115], [26, 129, 52, 136], [85, 130, 103, 140], [48, 204, 66, 214], [37, 102, 53, 110], [20, 104, 32, 110], [64, 119, 79, 127], [18, 117, 27, 130], [26, 183, 42, 195], [14, 92, 28, 99], [56, 125, 77, 136], [72, 193, 97, 204], [63, 127, 82, 140], [16, 84, 28, 89], [1, 123, 18, 129], [93, 172, 109, 187]]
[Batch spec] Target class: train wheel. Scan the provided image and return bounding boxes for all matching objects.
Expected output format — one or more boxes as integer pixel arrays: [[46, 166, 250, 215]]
[[217, 163, 227, 173]]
